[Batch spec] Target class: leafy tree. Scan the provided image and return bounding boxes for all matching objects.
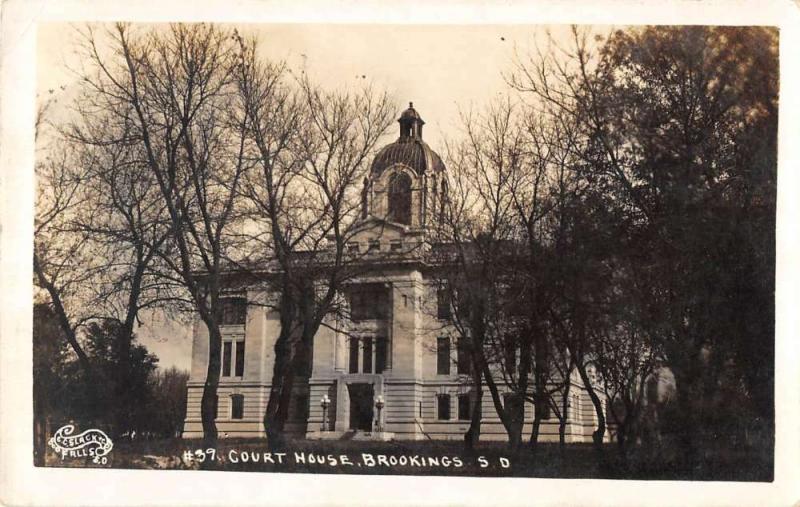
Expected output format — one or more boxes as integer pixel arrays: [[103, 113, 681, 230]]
[[511, 26, 777, 465], [81, 320, 159, 436], [142, 367, 190, 438]]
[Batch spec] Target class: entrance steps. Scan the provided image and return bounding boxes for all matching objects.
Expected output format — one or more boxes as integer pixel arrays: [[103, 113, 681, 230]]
[[305, 429, 395, 441]]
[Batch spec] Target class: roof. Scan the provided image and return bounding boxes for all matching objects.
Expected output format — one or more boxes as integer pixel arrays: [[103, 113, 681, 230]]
[[399, 102, 425, 123], [369, 137, 446, 177]]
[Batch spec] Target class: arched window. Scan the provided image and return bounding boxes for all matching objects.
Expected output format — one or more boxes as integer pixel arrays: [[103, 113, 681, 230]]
[[388, 172, 412, 225], [439, 178, 448, 224]]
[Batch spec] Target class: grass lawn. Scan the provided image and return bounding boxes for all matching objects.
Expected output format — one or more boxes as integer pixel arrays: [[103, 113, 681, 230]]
[[43, 436, 773, 481]]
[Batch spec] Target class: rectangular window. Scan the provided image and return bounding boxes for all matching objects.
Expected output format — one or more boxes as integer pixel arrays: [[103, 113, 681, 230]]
[[231, 394, 244, 419], [350, 284, 389, 321], [362, 337, 373, 374], [348, 242, 360, 254], [456, 338, 470, 375], [368, 240, 380, 252], [235, 341, 245, 377], [437, 287, 451, 320], [376, 337, 387, 373], [390, 240, 402, 252], [349, 338, 359, 374], [219, 297, 247, 326], [437, 394, 451, 420], [222, 341, 232, 377], [437, 337, 451, 375], [458, 393, 471, 421]]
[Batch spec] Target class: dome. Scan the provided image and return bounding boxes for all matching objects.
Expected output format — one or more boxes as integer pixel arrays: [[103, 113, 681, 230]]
[[370, 138, 445, 177], [370, 102, 446, 177]]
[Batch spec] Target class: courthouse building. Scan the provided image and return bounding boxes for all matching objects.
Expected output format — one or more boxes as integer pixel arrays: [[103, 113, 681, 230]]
[[182, 104, 606, 441]]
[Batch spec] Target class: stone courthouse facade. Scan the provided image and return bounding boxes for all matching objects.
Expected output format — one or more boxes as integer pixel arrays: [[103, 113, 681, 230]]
[[183, 104, 606, 442]]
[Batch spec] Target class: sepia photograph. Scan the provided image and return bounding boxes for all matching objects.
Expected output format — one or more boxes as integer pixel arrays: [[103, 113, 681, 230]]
[[2, 1, 799, 505], [31, 19, 777, 479]]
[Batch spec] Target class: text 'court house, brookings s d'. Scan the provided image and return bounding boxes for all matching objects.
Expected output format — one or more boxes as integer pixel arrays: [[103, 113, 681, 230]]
[[182, 103, 608, 442]]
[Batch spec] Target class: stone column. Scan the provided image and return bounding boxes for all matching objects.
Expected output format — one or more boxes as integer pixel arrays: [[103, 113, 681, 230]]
[[334, 379, 349, 432]]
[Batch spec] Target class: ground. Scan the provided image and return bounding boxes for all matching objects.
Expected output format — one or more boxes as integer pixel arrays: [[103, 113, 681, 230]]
[[42, 436, 772, 481]]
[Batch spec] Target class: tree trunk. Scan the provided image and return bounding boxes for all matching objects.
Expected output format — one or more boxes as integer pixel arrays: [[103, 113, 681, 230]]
[[33, 254, 94, 378], [576, 360, 606, 449], [200, 322, 222, 443], [263, 279, 297, 449], [530, 410, 542, 447], [115, 263, 143, 438], [464, 356, 483, 451], [264, 324, 295, 449], [527, 323, 546, 448], [506, 393, 525, 452], [558, 374, 578, 449], [671, 365, 702, 472], [267, 286, 318, 448]]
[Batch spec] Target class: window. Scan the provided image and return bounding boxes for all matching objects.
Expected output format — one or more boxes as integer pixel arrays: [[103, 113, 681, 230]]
[[388, 172, 412, 225], [221, 339, 245, 378], [349, 338, 359, 374], [362, 337, 373, 374], [437, 287, 451, 320], [235, 341, 245, 377], [368, 240, 380, 252], [458, 393, 471, 421], [390, 240, 402, 252], [572, 394, 581, 421], [218, 297, 247, 326], [375, 337, 387, 374], [348, 242, 360, 254], [222, 341, 232, 377], [456, 338, 470, 375], [437, 394, 451, 420], [437, 337, 451, 375], [231, 394, 244, 419], [348, 336, 388, 374], [349, 284, 389, 321]]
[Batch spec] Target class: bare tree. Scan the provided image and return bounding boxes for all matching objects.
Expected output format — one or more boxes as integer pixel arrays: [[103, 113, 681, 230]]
[[35, 82, 186, 444], [34, 143, 97, 378], [437, 99, 538, 452], [234, 47, 395, 446], [69, 23, 251, 441]]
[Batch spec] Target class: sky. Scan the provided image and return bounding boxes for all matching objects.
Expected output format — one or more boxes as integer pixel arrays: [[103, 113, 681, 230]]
[[35, 22, 584, 370]]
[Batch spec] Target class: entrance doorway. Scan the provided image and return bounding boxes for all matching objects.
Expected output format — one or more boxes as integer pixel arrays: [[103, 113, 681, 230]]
[[348, 383, 374, 431]]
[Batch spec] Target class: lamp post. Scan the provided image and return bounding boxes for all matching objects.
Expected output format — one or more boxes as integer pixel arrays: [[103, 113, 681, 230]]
[[320, 394, 331, 432], [374, 395, 385, 433]]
